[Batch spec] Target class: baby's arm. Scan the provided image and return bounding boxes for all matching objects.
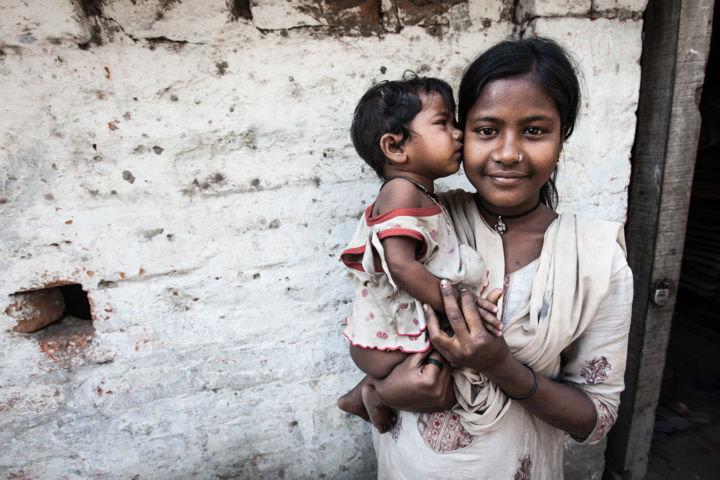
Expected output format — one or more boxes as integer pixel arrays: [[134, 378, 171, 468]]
[[382, 236, 445, 313], [373, 179, 445, 313], [383, 233, 504, 337]]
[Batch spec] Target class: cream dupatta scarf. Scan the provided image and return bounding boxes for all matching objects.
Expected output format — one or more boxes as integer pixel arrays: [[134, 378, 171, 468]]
[[441, 191, 626, 435]]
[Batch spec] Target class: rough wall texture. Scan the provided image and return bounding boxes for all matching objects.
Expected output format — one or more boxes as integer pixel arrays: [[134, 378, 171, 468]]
[[0, 0, 645, 478]]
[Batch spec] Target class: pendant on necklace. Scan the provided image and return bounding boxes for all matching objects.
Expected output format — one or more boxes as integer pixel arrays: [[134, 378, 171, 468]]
[[494, 216, 507, 235]]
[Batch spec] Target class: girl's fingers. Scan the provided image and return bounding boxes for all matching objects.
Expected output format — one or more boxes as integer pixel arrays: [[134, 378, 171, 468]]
[[440, 280, 469, 338], [407, 349, 433, 368], [475, 296, 499, 313], [459, 290, 486, 335], [476, 288, 502, 312], [482, 318, 503, 337], [424, 304, 453, 358], [485, 288, 503, 305], [475, 301, 503, 335], [476, 288, 504, 336]]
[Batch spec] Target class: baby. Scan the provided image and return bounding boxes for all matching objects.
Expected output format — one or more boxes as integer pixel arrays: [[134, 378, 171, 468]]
[[338, 74, 490, 432]]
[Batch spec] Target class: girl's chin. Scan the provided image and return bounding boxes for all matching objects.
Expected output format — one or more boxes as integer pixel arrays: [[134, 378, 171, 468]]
[[476, 192, 539, 210]]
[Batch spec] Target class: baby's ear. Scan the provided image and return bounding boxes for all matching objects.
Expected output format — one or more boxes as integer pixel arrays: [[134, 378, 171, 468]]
[[380, 133, 408, 164]]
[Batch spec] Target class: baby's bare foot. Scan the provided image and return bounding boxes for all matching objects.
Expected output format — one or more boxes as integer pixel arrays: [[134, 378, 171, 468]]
[[361, 383, 394, 434], [338, 381, 370, 422]]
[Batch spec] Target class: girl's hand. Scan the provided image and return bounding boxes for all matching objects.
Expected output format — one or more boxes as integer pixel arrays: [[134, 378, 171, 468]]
[[475, 287, 504, 337], [426, 282, 511, 374], [374, 349, 455, 412]]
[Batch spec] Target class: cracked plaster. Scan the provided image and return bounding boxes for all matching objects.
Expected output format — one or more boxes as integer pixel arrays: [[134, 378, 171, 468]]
[[0, 0, 646, 478]]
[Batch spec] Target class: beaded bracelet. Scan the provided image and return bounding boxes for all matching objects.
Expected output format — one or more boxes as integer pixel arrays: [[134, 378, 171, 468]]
[[505, 364, 538, 401]]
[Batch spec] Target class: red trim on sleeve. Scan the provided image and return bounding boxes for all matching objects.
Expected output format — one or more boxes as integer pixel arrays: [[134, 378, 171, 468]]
[[377, 228, 429, 260], [340, 245, 367, 272], [365, 203, 443, 226], [342, 330, 431, 353]]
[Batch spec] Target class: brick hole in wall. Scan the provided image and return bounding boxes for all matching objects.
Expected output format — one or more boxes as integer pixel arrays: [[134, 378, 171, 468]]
[[5, 283, 93, 333], [6, 284, 95, 364], [6, 283, 93, 333], [59, 284, 92, 320], [6, 283, 98, 365]]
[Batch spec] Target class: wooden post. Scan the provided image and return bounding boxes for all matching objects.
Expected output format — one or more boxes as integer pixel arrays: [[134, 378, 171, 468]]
[[604, 0, 714, 478]]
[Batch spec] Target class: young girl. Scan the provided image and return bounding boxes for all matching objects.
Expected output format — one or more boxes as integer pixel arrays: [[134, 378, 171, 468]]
[[367, 38, 633, 479], [337, 75, 499, 432]]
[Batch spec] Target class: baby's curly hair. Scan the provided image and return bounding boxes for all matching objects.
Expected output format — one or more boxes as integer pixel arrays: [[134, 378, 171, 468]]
[[351, 73, 456, 179]]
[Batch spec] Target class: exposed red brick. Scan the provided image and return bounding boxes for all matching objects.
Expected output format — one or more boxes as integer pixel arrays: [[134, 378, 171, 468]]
[[6, 289, 66, 333], [301, 0, 382, 34], [397, 0, 465, 26]]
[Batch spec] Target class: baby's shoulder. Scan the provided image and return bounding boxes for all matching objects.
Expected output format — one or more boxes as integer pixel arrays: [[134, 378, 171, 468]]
[[373, 178, 427, 215]]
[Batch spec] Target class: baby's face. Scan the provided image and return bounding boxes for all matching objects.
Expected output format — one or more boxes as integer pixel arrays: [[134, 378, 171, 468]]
[[401, 92, 464, 181]]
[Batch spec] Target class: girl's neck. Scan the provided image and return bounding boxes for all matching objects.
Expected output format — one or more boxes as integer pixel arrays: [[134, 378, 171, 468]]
[[475, 195, 557, 235]]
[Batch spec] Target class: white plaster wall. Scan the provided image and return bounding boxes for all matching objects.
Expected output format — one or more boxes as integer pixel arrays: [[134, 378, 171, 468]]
[[0, 1, 644, 478]]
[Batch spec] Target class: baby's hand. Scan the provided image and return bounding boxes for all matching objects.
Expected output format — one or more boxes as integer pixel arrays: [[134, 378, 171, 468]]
[[475, 288, 503, 336]]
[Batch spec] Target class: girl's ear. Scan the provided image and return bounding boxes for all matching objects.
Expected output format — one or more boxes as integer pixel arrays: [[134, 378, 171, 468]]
[[561, 124, 570, 140], [380, 133, 408, 164]]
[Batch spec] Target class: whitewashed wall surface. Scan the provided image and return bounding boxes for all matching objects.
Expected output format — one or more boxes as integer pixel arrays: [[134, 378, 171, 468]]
[[0, 1, 646, 478]]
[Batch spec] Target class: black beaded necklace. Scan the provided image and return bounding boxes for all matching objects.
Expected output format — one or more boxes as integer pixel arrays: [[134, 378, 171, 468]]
[[473, 193, 542, 235], [381, 176, 440, 204]]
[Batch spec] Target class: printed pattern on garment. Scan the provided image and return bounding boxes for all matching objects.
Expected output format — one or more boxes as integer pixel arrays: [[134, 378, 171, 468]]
[[514, 455, 532, 480], [391, 414, 403, 443], [586, 400, 615, 445], [581, 356, 611, 385], [417, 411, 474, 453], [341, 204, 488, 352]]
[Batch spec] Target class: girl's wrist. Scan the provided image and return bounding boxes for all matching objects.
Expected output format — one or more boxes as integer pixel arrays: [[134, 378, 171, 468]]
[[483, 353, 527, 391], [503, 364, 538, 400]]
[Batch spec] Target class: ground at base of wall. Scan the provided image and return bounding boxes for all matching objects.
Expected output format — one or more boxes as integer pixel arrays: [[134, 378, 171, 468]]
[[645, 320, 720, 479]]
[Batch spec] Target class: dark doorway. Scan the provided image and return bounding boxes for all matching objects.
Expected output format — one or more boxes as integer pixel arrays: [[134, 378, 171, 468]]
[[646, 2, 720, 477]]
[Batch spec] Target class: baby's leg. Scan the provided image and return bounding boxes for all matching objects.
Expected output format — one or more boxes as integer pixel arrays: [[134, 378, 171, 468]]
[[361, 382, 395, 434], [339, 346, 407, 430], [337, 376, 370, 422], [338, 376, 395, 433]]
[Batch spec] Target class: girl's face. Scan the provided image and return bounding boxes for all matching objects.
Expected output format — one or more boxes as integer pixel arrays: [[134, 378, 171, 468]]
[[463, 75, 564, 215]]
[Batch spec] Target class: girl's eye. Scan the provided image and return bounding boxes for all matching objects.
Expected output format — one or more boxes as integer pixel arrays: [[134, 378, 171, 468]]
[[475, 127, 495, 136], [526, 126, 543, 135]]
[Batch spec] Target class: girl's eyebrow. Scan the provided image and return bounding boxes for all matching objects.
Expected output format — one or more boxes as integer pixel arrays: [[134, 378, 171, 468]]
[[468, 114, 555, 123], [523, 114, 555, 123], [468, 114, 500, 123]]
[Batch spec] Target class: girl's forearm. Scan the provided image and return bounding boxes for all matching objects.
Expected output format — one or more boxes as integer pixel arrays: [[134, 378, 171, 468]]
[[486, 355, 596, 439]]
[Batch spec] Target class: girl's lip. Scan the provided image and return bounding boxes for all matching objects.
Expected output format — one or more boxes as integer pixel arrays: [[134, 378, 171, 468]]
[[486, 170, 526, 178], [486, 173, 527, 185]]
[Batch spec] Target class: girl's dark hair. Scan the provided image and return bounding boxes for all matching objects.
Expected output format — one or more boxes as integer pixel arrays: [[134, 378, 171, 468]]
[[458, 37, 581, 209], [351, 74, 456, 179]]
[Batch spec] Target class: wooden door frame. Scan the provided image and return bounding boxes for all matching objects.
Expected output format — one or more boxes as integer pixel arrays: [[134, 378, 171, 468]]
[[604, 0, 715, 478]]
